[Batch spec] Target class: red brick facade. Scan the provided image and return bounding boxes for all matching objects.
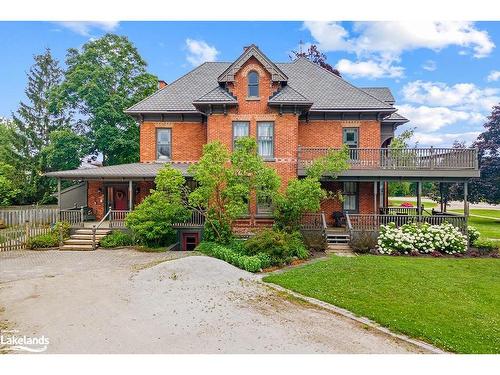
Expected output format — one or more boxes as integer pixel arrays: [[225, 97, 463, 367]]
[[88, 56, 381, 221]]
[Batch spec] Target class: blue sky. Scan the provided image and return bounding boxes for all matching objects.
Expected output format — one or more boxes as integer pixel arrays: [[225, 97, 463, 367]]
[[1, 21, 499, 146]]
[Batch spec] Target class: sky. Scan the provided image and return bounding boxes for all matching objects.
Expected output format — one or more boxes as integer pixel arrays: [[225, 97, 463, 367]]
[[0, 21, 499, 147]]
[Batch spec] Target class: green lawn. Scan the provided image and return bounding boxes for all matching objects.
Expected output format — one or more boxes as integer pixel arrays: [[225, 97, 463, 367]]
[[451, 209, 500, 219], [468, 216, 500, 240], [388, 199, 436, 209], [264, 256, 500, 353]]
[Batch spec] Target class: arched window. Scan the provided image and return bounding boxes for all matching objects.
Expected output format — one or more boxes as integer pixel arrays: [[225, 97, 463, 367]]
[[248, 71, 259, 97]]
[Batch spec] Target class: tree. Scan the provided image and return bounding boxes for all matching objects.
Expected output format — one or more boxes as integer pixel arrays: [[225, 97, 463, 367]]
[[13, 48, 71, 154], [290, 44, 341, 77], [125, 165, 190, 247], [274, 147, 350, 231], [39, 129, 88, 173], [0, 162, 20, 206], [469, 104, 500, 204], [188, 138, 281, 243], [53, 34, 158, 166], [8, 49, 71, 204]]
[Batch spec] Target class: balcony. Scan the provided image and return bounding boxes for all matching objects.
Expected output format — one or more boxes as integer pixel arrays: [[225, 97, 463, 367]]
[[297, 147, 480, 179]]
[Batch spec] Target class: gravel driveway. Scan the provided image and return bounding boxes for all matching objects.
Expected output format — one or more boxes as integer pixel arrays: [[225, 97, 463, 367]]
[[0, 249, 425, 354]]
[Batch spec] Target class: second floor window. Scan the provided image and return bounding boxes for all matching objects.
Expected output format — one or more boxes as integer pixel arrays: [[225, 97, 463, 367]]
[[157, 128, 172, 161], [233, 121, 249, 149], [257, 122, 274, 159], [248, 71, 259, 97], [343, 127, 359, 160]]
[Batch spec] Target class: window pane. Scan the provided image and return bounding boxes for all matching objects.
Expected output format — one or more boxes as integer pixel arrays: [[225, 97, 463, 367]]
[[248, 71, 259, 85], [233, 122, 249, 148], [157, 129, 171, 160], [258, 122, 274, 158], [248, 85, 258, 97]]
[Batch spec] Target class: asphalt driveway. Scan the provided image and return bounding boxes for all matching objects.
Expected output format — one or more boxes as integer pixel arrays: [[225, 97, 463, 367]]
[[0, 249, 426, 353]]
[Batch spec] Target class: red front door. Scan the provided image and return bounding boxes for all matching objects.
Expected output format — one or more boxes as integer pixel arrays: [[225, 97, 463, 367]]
[[113, 188, 128, 210]]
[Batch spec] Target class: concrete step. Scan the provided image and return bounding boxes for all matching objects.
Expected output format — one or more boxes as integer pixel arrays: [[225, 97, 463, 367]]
[[59, 244, 96, 251], [71, 234, 107, 240], [74, 229, 111, 235], [65, 239, 95, 245]]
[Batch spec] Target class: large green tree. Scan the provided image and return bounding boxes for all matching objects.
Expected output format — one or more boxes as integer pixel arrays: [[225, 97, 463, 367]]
[[53, 34, 158, 166], [7, 49, 70, 204]]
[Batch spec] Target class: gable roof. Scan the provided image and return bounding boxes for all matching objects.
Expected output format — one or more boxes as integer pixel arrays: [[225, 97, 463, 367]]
[[383, 112, 409, 124], [268, 85, 312, 105], [217, 44, 288, 83], [193, 86, 237, 104], [126, 51, 397, 114]]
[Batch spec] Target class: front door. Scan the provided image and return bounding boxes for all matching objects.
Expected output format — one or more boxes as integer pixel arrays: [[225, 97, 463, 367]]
[[113, 188, 128, 210], [182, 233, 200, 251]]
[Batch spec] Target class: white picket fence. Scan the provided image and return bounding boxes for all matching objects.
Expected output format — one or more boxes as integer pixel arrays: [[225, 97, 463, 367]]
[[0, 224, 53, 252], [0, 205, 59, 227]]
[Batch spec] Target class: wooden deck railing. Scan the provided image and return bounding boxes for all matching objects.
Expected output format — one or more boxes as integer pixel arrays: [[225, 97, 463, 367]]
[[172, 211, 205, 228], [59, 208, 85, 228], [109, 210, 130, 229], [380, 206, 424, 216], [0, 205, 58, 226], [346, 213, 467, 234], [298, 147, 478, 171]]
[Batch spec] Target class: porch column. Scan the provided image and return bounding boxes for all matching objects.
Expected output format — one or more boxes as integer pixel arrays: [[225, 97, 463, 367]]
[[128, 180, 133, 210], [57, 179, 61, 211], [373, 182, 378, 213], [379, 180, 384, 210], [439, 183, 444, 212], [464, 181, 469, 217], [416, 181, 422, 216]]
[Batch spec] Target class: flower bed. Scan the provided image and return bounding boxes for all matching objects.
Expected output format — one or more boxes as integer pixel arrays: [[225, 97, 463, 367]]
[[377, 222, 468, 255]]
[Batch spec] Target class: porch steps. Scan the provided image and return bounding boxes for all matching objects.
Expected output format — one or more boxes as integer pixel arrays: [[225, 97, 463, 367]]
[[325, 230, 350, 245], [59, 228, 111, 251], [326, 244, 356, 257]]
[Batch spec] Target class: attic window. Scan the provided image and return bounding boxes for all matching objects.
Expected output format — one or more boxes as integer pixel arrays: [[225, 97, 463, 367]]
[[248, 71, 259, 97]]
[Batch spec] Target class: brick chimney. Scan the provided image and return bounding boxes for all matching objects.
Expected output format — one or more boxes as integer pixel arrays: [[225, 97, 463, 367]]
[[158, 80, 167, 90]]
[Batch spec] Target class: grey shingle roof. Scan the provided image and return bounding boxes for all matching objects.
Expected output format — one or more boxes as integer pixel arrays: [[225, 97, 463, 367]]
[[126, 57, 396, 113], [44, 162, 191, 179], [193, 86, 237, 104], [268, 85, 312, 105], [126, 62, 231, 113], [361, 87, 395, 104], [276, 59, 394, 111], [383, 112, 409, 123]]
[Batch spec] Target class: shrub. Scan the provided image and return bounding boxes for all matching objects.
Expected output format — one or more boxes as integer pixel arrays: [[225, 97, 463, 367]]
[[468, 226, 481, 245], [243, 229, 309, 266], [378, 222, 467, 255], [350, 231, 378, 254], [100, 231, 135, 248], [473, 238, 500, 254], [196, 241, 264, 273], [301, 230, 327, 252], [26, 232, 59, 249], [26, 221, 71, 250]]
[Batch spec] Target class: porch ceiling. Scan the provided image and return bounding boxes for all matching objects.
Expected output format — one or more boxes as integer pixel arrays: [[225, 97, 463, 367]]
[[44, 162, 192, 180]]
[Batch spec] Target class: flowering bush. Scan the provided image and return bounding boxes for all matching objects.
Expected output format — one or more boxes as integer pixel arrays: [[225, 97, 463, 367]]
[[467, 226, 480, 245], [400, 202, 414, 207], [377, 222, 467, 255]]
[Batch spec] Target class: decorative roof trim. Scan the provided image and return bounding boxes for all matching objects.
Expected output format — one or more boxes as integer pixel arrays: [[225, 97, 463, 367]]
[[218, 44, 288, 83]]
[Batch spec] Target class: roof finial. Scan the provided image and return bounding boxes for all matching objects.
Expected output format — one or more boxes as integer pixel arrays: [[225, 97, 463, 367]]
[[299, 40, 304, 54]]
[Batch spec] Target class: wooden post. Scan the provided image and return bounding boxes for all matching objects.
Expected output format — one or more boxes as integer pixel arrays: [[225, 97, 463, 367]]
[[57, 179, 61, 211], [439, 183, 444, 212], [464, 181, 469, 218], [373, 181, 378, 214], [416, 181, 422, 217], [128, 180, 133, 211]]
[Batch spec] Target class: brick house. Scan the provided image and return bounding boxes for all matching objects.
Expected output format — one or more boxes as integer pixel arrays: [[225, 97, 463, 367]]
[[47, 45, 479, 249]]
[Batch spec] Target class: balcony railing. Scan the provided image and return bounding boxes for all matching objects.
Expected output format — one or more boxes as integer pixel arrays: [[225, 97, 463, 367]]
[[298, 147, 478, 171]]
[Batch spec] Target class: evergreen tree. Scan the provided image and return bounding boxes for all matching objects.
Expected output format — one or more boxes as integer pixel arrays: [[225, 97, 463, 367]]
[[10, 49, 71, 204]]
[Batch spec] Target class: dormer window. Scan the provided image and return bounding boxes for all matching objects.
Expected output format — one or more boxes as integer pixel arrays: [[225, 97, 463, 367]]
[[247, 71, 259, 97]]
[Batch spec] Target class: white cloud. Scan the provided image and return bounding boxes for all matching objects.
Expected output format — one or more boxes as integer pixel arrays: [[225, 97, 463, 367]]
[[398, 104, 484, 132], [411, 131, 481, 147], [304, 21, 494, 58], [422, 60, 437, 71], [487, 70, 500, 82], [336, 58, 404, 79], [402, 80, 500, 112], [56, 21, 119, 36], [185, 39, 219, 66], [302, 21, 494, 79]]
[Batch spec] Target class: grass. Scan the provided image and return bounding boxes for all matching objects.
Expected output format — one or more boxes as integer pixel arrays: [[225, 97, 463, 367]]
[[263, 256, 500, 353], [468, 216, 500, 241], [450, 208, 500, 219], [388, 199, 436, 209]]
